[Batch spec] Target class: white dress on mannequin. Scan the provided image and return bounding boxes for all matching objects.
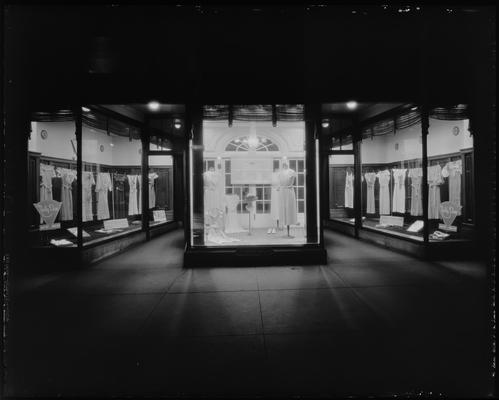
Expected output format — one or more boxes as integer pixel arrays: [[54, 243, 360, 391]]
[[224, 194, 246, 233], [278, 168, 297, 226], [96, 172, 112, 220], [270, 171, 281, 223]]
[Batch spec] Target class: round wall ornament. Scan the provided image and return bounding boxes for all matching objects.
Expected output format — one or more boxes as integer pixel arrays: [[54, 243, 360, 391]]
[[100, 144, 105, 152], [40, 130, 48, 140], [138, 148, 142, 154], [452, 126, 460, 136]]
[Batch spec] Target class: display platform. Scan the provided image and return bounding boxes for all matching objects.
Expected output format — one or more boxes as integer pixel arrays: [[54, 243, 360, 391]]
[[205, 227, 306, 246], [184, 244, 327, 267]]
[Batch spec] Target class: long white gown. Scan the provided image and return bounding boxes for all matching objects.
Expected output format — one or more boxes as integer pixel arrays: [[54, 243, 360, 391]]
[[278, 168, 298, 226], [270, 171, 281, 223], [392, 168, 407, 214]]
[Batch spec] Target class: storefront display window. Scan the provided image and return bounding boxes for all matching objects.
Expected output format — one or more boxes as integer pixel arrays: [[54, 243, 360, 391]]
[[81, 110, 143, 245], [148, 155, 174, 227], [328, 154, 355, 224], [191, 105, 309, 247], [28, 114, 79, 247], [360, 111, 425, 241], [427, 109, 474, 242]]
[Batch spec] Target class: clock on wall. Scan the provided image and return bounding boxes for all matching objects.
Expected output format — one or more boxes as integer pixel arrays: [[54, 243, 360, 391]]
[[138, 148, 142, 155], [452, 126, 460, 136], [100, 145, 105, 152], [40, 130, 48, 140]]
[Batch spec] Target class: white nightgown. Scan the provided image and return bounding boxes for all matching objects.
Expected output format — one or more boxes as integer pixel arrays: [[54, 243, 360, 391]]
[[442, 160, 462, 215], [60, 168, 77, 221], [344, 171, 354, 208], [96, 172, 112, 220], [364, 172, 377, 214], [377, 170, 391, 215], [392, 168, 407, 214], [148, 172, 159, 209], [408, 168, 423, 216], [82, 171, 95, 222], [128, 175, 139, 216], [427, 164, 443, 219]]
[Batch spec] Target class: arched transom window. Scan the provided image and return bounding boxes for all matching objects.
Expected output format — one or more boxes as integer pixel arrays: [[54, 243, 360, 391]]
[[225, 136, 279, 152]]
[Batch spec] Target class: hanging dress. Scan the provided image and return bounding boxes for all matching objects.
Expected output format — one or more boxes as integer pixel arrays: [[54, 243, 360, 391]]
[[60, 168, 77, 221], [82, 171, 95, 222], [113, 174, 127, 219], [270, 171, 281, 222], [40, 163, 56, 202], [427, 164, 443, 219], [344, 171, 354, 208], [137, 175, 142, 213], [392, 168, 407, 214], [148, 172, 159, 209], [442, 160, 462, 215], [408, 168, 423, 216], [96, 172, 112, 220], [364, 172, 377, 214], [127, 174, 139, 216], [377, 170, 391, 215], [278, 168, 298, 226]]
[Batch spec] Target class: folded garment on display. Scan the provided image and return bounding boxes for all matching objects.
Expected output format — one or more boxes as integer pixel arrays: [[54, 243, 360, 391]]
[[50, 239, 74, 246], [95, 228, 124, 234], [429, 230, 450, 240]]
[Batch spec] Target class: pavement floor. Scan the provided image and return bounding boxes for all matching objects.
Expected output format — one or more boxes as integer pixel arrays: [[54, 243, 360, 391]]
[[4, 229, 494, 398]]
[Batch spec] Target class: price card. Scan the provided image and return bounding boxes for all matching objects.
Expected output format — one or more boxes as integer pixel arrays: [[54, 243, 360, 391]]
[[153, 210, 167, 222], [379, 215, 404, 227], [104, 218, 129, 230]]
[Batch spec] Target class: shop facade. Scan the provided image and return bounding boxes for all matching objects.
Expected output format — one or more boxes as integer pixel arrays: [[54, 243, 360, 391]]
[[4, 5, 494, 272], [23, 101, 478, 268]]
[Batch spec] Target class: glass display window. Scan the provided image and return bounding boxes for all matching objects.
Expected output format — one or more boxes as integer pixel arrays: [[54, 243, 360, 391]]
[[148, 155, 174, 227], [360, 117, 425, 241], [81, 109, 143, 245], [328, 154, 355, 224], [191, 107, 310, 247], [28, 115, 79, 248], [427, 113, 474, 242]]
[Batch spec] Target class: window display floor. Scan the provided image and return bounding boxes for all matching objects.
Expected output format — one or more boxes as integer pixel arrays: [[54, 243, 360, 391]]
[[206, 227, 307, 246]]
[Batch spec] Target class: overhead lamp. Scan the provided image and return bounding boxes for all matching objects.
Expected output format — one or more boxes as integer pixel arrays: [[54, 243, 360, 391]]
[[110, 143, 114, 147], [248, 135, 259, 148], [147, 101, 160, 111], [321, 120, 330, 128], [81, 106, 90, 112], [174, 119, 182, 129], [411, 106, 418, 111], [346, 101, 358, 110]]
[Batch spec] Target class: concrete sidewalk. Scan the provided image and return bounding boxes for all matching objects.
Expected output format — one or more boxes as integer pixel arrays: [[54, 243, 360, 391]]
[[5, 229, 493, 397]]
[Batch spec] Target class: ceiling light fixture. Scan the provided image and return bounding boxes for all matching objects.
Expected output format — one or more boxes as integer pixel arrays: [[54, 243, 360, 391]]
[[346, 101, 358, 110], [322, 120, 330, 128], [147, 101, 160, 111], [174, 119, 182, 129], [81, 106, 90, 112]]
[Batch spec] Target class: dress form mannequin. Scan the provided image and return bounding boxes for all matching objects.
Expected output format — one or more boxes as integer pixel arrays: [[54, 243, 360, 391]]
[[278, 162, 298, 238]]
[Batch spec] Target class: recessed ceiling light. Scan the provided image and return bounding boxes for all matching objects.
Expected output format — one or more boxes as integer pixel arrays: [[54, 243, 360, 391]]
[[147, 101, 160, 111], [411, 106, 418, 111], [81, 106, 90, 112], [346, 101, 358, 110], [322, 120, 330, 128], [174, 119, 182, 129]]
